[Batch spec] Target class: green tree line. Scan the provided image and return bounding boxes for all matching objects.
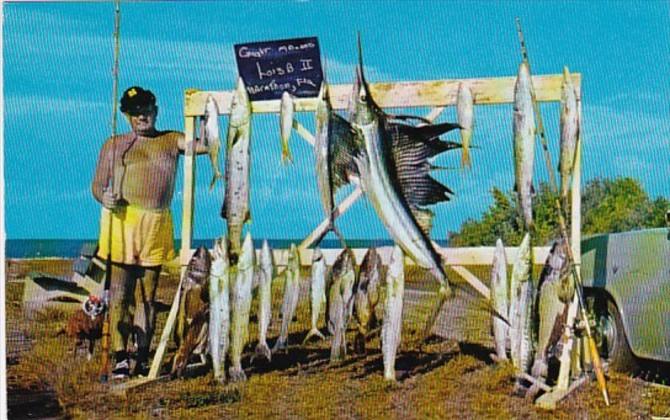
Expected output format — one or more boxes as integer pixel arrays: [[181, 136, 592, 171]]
[[448, 177, 669, 247]]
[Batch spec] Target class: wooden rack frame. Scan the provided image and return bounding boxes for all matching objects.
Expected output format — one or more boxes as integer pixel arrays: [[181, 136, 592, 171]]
[[140, 73, 583, 406]]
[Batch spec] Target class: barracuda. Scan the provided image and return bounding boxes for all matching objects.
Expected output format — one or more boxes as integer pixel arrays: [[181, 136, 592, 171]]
[[208, 238, 230, 382], [229, 233, 255, 382], [222, 78, 252, 257]]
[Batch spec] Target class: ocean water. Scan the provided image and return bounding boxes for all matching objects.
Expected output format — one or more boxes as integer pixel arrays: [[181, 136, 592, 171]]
[[4, 239, 450, 259]]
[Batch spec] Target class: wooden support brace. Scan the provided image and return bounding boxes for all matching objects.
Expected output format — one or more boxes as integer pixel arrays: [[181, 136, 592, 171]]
[[450, 265, 490, 299], [292, 119, 315, 146], [298, 186, 364, 250], [424, 106, 446, 123]]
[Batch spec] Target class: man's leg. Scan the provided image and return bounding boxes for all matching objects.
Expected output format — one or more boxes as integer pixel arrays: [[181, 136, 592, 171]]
[[132, 265, 161, 375], [109, 263, 137, 378]]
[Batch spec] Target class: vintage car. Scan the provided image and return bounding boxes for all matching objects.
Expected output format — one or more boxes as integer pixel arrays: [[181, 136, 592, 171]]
[[581, 225, 670, 371]]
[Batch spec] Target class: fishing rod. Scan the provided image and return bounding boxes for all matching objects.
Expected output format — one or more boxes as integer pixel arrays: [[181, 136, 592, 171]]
[[514, 17, 610, 406], [100, 0, 121, 383]]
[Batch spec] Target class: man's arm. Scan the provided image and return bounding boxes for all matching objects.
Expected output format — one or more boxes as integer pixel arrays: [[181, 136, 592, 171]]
[[92, 139, 113, 203], [177, 131, 209, 155]]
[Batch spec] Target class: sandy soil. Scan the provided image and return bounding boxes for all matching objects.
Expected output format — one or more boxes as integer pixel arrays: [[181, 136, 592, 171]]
[[5, 258, 670, 418]]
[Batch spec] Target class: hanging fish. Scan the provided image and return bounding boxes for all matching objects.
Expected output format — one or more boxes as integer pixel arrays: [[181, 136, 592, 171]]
[[272, 244, 301, 353], [559, 67, 579, 207], [279, 91, 294, 164], [222, 78, 252, 258], [228, 232, 255, 382], [327, 248, 356, 363], [456, 82, 475, 169], [303, 247, 327, 343], [513, 62, 536, 231], [490, 238, 509, 362], [353, 247, 382, 354], [203, 95, 223, 190], [381, 246, 405, 381], [509, 233, 534, 386], [208, 238, 229, 383], [314, 81, 358, 243], [252, 239, 274, 363], [172, 247, 211, 378]]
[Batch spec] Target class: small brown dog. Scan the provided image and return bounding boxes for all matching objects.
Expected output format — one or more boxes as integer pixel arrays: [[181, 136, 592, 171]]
[[57, 295, 106, 360]]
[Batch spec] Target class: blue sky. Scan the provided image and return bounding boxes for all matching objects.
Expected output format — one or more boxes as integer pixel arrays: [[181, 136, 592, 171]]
[[3, 1, 669, 241]]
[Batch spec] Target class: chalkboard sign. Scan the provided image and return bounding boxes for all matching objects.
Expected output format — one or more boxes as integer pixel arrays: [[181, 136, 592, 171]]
[[234, 37, 323, 101]]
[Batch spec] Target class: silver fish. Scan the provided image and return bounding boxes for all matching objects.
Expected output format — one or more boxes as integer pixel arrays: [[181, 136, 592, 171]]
[[456, 82, 474, 169], [228, 232, 255, 382], [203, 95, 223, 190], [208, 238, 230, 382], [314, 81, 358, 238], [172, 246, 211, 378], [532, 239, 572, 379], [279, 91, 294, 164], [349, 38, 460, 340], [509, 233, 533, 372], [513, 62, 536, 230], [381, 245, 405, 381], [491, 238, 509, 362], [303, 247, 327, 344], [354, 247, 382, 354], [252, 239, 274, 363], [222, 77, 252, 257], [559, 67, 579, 204], [272, 243, 301, 353], [327, 248, 356, 362]]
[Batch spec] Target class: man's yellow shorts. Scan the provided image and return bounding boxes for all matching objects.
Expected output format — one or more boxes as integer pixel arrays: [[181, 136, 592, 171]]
[[97, 205, 176, 266]]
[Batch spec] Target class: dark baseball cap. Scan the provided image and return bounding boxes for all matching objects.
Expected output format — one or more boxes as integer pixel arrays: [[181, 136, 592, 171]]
[[120, 86, 156, 114]]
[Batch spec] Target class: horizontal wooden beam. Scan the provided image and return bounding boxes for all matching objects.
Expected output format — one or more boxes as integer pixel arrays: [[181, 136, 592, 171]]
[[176, 246, 551, 268], [184, 73, 581, 117]]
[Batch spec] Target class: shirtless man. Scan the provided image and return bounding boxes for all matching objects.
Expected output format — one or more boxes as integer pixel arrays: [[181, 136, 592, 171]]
[[92, 86, 206, 378]]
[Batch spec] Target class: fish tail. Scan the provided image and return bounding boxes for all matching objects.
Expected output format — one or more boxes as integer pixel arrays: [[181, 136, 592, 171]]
[[461, 129, 472, 169], [281, 147, 293, 165], [252, 341, 272, 363], [302, 327, 326, 344], [271, 336, 288, 354], [209, 172, 223, 191]]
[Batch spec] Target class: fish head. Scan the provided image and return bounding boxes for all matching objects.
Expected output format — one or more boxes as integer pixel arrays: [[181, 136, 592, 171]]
[[332, 248, 354, 279], [187, 246, 212, 285], [205, 95, 219, 119], [211, 237, 229, 274], [312, 247, 324, 263], [351, 67, 376, 126], [237, 233, 255, 271], [387, 246, 404, 279], [230, 77, 251, 123], [260, 239, 273, 268]]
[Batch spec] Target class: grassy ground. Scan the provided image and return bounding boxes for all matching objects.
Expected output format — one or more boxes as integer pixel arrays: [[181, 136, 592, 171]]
[[5, 258, 670, 418]]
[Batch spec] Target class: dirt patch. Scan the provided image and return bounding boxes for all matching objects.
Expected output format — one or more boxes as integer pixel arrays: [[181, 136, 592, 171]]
[[5, 258, 670, 418]]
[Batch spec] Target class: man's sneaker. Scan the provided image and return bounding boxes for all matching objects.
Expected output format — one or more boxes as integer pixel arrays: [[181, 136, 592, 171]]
[[112, 359, 130, 380]]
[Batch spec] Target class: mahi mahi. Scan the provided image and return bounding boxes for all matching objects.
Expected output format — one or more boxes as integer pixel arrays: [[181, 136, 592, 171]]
[[208, 238, 230, 382], [303, 247, 327, 343], [252, 239, 274, 363], [222, 77, 252, 257], [354, 247, 382, 354], [272, 243, 301, 353], [280, 91, 294, 164], [327, 248, 356, 362], [457, 82, 475, 169], [314, 81, 358, 240], [490, 238, 509, 362], [381, 245, 405, 381], [513, 62, 536, 231], [203, 95, 223, 190], [229, 232, 255, 382], [559, 67, 579, 205]]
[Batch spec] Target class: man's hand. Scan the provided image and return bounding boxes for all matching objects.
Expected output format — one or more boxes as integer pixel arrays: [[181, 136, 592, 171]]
[[102, 189, 121, 211]]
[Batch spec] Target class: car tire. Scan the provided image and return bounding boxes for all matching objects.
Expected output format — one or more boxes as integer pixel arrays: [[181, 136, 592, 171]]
[[597, 298, 638, 373]]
